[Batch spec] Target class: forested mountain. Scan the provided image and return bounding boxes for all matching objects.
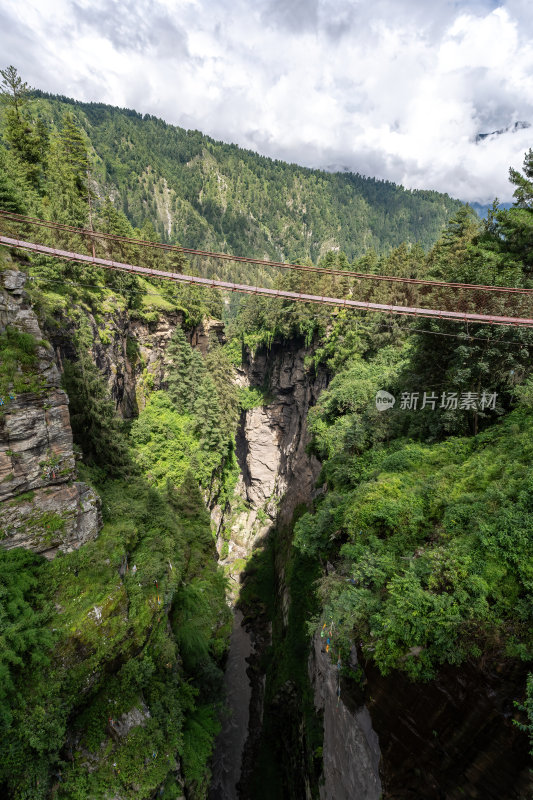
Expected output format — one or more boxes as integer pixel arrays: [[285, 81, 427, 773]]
[[20, 90, 463, 265]]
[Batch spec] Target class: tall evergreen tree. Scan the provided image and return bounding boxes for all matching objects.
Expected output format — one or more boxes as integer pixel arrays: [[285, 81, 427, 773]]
[[44, 112, 91, 230], [99, 198, 142, 306], [0, 66, 47, 188], [0, 148, 26, 213], [495, 149, 533, 273], [166, 326, 195, 414], [194, 374, 225, 453], [204, 335, 238, 439]]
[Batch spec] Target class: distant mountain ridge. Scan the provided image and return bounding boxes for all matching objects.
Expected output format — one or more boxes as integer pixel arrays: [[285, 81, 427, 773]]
[[26, 90, 464, 263], [471, 201, 513, 219], [475, 120, 530, 143]]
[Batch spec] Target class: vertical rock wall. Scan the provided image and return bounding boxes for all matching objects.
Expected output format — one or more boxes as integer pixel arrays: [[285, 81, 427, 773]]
[[364, 657, 533, 799], [214, 339, 328, 577], [0, 263, 101, 558], [309, 634, 382, 800], [48, 304, 225, 421]]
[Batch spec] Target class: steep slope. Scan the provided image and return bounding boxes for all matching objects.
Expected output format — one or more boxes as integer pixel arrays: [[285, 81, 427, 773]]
[[27, 91, 463, 266]]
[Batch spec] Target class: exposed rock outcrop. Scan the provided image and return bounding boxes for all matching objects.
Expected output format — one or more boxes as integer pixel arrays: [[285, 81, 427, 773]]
[[210, 338, 330, 799], [109, 703, 151, 741], [0, 483, 101, 559], [243, 341, 327, 528], [0, 389, 76, 501], [0, 264, 101, 558], [47, 302, 226, 420], [309, 633, 382, 800], [364, 657, 533, 799], [214, 339, 328, 580]]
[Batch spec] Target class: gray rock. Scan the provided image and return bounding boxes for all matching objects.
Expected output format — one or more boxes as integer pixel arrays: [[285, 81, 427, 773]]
[[0, 270, 102, 557], [309, 632, 382, 800], [244, 407, 281, 507], [0, 482, 101, 558], [3, 269, 26, 291], [109, 703, 151, 740], [13, 307, 43, 339], [0, 389, 76, 501]]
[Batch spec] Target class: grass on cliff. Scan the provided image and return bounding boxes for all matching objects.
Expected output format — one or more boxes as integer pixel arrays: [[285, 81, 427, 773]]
[[0, 325, 47, 400], [0, 459, 231, 800]]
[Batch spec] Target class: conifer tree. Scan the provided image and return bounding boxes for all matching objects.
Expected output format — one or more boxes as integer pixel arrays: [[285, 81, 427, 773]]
[[99, 199, 142, 305], [194, 374, 225, 453], [138, 219, 166, 270], [495, 149, 533, 272], [0, 66, 47, 188], [190, 347, 206, 402], [166, 326, 195, 413], [0, 148, 26, 213], [204, 335, 239, 439], [45, 114, 91, 229]]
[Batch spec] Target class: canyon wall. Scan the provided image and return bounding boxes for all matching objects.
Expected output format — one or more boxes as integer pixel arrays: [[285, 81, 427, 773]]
[[308, 633, 382, 800], [0, 260, 101, 558], [210, 338, 384, 800]]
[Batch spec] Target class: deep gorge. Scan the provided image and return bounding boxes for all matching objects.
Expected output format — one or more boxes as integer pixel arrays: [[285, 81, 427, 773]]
[[208, 338, 532, 800], [0, 84, 532, 800], [1, 247, 532, 799]]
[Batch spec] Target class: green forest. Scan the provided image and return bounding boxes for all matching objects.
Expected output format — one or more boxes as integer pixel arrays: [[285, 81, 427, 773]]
[[0, 64, 532, 799]]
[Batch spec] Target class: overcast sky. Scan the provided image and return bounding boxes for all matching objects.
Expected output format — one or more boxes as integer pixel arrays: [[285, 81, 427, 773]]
[[1, 0, 532, 202]]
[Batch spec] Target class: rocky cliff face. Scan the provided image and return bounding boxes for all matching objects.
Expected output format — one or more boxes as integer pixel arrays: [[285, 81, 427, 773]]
[[213, 339, 328, 583], [242, 341, 327, 528], [48, 299, 225, 420], [209, 339, 330, 799], [308, 633, 382, 800], [0, 262, 101, 558]]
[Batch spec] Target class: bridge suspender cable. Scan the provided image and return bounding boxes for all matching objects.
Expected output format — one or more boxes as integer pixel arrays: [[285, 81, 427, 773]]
[[2, 235, 533, 328], [1, 209, 532, 296]]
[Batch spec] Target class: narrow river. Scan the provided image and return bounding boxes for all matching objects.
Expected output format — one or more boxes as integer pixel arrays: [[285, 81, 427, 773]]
[[208, 610, 252, 800]]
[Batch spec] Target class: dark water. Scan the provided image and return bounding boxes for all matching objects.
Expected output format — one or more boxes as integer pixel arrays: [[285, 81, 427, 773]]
[[209, 610, 252, 800]]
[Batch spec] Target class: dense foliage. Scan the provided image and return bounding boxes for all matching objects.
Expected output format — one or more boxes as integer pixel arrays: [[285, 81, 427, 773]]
[[274, 152, 533, 751], [221, 150, 533, 757], [0, 320, 234, 799]]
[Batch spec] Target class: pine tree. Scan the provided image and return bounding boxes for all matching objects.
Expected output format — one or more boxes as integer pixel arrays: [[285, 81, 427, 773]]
[[0, 66, 47, 188], [495, 149, 533, 272], [99, 199, 142, 306], [190, 347, 206, 405], [138, 219, 166, 270], [42, 112, 94, 238], [0, 148, 26, 213], [166, 326, 195, 413], [204, 335, 238, 439], [194, 374, 225, 452]]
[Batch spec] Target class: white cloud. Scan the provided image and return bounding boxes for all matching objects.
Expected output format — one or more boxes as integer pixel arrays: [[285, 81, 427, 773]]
[[0, 0, 532, 202]]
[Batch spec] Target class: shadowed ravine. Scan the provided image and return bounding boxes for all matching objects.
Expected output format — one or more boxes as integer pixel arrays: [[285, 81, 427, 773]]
[[208, 610, 253, 800]]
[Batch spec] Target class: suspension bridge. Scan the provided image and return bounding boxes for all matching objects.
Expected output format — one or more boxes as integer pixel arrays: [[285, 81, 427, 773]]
[[1, 211, 533, 328]]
